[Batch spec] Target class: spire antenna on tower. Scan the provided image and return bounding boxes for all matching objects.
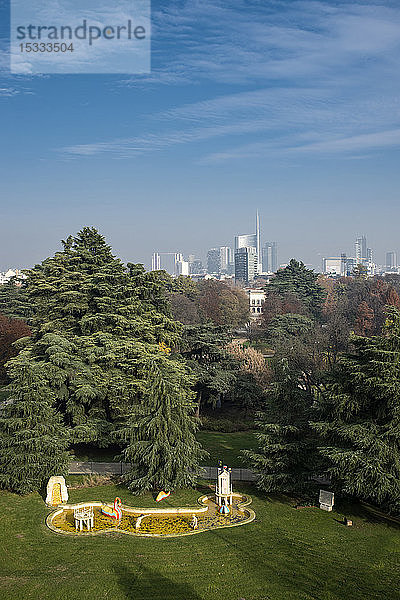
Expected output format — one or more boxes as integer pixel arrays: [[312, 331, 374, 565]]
[[256, 210, 261, 275]]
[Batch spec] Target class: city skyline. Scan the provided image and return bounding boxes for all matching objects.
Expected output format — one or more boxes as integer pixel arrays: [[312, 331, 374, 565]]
[[2, 217, 400, 275]]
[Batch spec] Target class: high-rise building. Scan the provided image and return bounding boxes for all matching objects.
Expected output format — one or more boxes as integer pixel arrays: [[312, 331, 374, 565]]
[[355, 236, 367, 263], [234, 211, 261, 275], [219, 246, 234, 274], [151, 252, 188, 276], [354, 235, 374, 274], [235, 246, 257, 283], [262, 242, 278, 273], [386, 252, 397, 269], [190, 259, 204, 275], [256, 210, 261, 275], [176, 259, 189, 276], [235, 233, 257, 250], [323, 257, 345, 276], [207, 248, 221, 274], [207, 246, 234, 275]]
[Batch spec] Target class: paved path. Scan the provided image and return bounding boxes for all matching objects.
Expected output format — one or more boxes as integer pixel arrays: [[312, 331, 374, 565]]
[[69, 461, 256, 481]]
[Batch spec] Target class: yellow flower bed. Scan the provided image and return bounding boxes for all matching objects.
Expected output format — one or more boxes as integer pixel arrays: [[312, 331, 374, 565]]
[[47, 495, 255, 537]]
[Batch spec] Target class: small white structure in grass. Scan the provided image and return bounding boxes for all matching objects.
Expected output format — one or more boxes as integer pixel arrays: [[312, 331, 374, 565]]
[[319, 490, 334, 512], [215, 463, 233, 507], [45, 476, 68, 506], [74, 506, 94, 531]]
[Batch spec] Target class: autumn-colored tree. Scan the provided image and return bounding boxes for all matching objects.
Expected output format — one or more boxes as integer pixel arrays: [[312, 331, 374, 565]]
[[261, 291, 306, 328], [320, 276, 337, 317], [0, 313, 31, 382], [384, 287, 400, 308], [227, 342, 271, 389], [197, 280, 249, 327], [354, 301, 375, 336], [168, 293, 201, 325]]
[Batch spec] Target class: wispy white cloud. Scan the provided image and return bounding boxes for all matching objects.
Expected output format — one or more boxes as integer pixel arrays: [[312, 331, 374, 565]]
[[0, 87, 20, 97], [122, 0, 400, 85], [199, 128, 400, 164], [292, 128, 400, 154], [61, 1, 400, 162]]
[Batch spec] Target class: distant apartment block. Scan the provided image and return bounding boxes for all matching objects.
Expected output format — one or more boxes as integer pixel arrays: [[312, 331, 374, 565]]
[[262, 242, 278, 273], [207, 248, 221, 275], [386, 251, 397, 270], [207, 246, 234, 275], [189, 259, 204, 275], [322, 257, 346, 276], [151, 252, 189, 277]]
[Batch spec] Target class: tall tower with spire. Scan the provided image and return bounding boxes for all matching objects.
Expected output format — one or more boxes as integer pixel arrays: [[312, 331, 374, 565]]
[[234, 211, 261, 282], [256, 210, 261, 274]]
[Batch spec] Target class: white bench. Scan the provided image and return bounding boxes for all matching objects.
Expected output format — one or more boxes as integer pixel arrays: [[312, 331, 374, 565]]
[[74, 507, 94, 531]]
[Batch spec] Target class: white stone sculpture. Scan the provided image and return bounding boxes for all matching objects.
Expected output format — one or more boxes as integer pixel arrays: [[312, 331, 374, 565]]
[[215, 463, 233, 507], [45, 476, 68, 506]]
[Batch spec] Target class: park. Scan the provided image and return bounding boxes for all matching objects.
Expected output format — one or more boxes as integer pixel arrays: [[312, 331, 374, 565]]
[[0, 469, 399, 599], [0, 228, 399, 599]]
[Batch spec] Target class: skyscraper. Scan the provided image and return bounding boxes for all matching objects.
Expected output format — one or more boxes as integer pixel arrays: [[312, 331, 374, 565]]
[[207, 246, 234, 275], [207, 248, 221, 274], [190, 259, 204, 275], [234, 246, 257, 283], [151, 252, 188, 276], [219, 246, 234, 274], [355, 236, 368, 263], [386, 252, 397, 269], [235, 233, 257, 250], [256, 210, 261, 275], [234, 211, 261, 275], [262, 242, 278, 273]]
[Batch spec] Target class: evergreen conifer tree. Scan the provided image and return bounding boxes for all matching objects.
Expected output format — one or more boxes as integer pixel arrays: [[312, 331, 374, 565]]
[[5, 228, 182, 443], [0, 227, 204, 493], [267, 259, 326, 317], [243, 357, 319, 496], [0, 278, 32, 320], [312, 307, 400, 513], [120, 356, 206, 492], [181, 325, 237, 415], [0, 356, 69, 494]]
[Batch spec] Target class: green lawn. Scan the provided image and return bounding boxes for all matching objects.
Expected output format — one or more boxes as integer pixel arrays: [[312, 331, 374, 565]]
[[197, 431, 257, 467], [0, 481, 399, 600], [71, 432, 257, 467]]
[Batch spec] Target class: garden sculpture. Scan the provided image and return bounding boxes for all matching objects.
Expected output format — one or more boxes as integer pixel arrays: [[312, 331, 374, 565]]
[[101, 497, 122, 521]]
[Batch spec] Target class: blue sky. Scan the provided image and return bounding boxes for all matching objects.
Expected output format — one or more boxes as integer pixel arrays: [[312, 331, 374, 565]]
[[1, 0, 400, 270]]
